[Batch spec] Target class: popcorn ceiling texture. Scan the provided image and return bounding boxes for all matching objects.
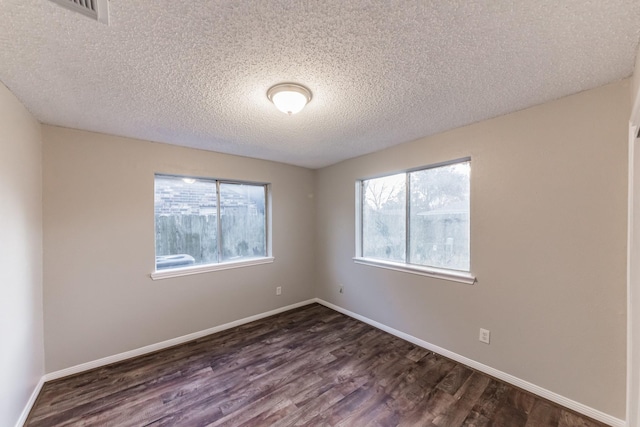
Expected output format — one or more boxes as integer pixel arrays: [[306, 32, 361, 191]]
[[0, 1, 639, 168]]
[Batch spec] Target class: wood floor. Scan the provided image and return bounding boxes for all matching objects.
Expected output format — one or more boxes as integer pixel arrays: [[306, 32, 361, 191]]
[[26, 303, 607, 427]]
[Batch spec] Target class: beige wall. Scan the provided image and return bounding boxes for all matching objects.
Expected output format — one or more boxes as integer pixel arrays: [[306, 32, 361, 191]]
[[0, 83, 44, 426], [315, 80, 629, 418], [634, 49, 640, 109], [42, 126, 316, 372], [629, 44, 640, 427], [629, 117, 640, 427]]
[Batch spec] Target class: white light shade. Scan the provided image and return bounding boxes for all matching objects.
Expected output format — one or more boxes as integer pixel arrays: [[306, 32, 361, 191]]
[[267, 83, 312, 115]]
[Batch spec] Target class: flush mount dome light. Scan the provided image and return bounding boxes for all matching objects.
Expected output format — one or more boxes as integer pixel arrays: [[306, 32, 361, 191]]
[[267, 83, 312, 115]]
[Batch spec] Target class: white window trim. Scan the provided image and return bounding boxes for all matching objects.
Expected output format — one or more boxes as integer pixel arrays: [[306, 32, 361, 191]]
[[353, 257, 476, 285], [153, 174, 272, 279], [151, 257, 275, 280], [355, 157, 473, 284]]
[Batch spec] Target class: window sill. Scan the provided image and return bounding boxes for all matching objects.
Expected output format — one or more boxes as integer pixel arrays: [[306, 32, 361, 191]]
[[352, 257, 476, 285], [150, 257, 275, 280]]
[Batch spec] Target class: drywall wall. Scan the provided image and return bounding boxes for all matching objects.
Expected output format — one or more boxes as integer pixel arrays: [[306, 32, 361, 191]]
[[315, 80, 629, 418], [628, 45, 640, 427], [629, 114, 640, 427], [43, 126, 316, 372], [634, 48, 640, 109], [0, 83, 44, 426]]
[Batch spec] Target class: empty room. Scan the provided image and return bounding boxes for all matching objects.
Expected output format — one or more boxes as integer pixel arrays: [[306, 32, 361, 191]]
[[2, 1, 640, 426]]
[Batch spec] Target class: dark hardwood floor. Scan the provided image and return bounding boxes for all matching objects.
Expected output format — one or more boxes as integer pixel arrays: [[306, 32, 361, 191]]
[[26, 303, 607, 427]]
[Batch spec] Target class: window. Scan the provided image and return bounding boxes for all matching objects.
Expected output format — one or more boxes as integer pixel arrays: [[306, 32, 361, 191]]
[[356, 158, 473, 283], [152, 174, 271, 278]]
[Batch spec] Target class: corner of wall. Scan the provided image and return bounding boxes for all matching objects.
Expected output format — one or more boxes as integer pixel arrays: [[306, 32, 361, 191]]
[[0, 82, 45, 427]]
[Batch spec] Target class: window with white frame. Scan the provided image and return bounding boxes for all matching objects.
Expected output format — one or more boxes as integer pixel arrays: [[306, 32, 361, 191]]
[[356, 158, 471, 280], [153, 174, 269, 274]]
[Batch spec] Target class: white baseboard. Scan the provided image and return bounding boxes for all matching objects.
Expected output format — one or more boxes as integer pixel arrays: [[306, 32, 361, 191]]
[[44, 299, 316, 382], [314, 298, 625, 427], [15, 376, 45, 427], [27, 298, 625, 427]]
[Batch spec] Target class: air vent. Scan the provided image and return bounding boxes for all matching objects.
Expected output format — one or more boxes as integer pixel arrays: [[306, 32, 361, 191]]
[[49, 0, 109, 25]]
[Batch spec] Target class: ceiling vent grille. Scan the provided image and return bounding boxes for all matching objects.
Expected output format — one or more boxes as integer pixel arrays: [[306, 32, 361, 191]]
[[49, 0, 109, 25]]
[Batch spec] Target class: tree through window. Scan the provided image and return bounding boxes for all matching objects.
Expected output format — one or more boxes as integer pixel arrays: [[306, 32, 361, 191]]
[[359, 159, 470, 272]]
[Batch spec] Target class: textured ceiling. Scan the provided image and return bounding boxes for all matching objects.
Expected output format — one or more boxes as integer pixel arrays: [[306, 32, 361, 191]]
[[1, 1, 639, 169]]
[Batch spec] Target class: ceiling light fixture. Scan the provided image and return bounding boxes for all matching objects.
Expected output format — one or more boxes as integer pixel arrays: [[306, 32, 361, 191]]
[[267, 83, 312, 115]]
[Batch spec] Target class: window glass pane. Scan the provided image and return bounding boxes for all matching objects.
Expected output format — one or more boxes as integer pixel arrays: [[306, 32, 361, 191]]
[[219, 183, 266, 262], [362, 174, 406, 262], [409, 162, 470, 271], [154, 175, 218, 270]]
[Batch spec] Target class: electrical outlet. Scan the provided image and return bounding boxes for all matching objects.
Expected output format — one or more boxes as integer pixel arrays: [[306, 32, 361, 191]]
[[339, 285, 344, 294], [479, 328, 490, 344], [276, 286, 282, 296]]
